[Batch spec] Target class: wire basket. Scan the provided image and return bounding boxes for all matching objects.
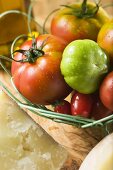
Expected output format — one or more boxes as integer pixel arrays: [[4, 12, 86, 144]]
[[0, 4, 113, 132]]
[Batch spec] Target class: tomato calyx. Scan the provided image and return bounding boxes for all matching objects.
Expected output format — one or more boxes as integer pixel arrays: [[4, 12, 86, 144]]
[[13, 37, 45, 63], [62, 0, 100, 19], [52, 100, 64, 107], [14, 48, 44, 63], [52, 100, 71, 115]]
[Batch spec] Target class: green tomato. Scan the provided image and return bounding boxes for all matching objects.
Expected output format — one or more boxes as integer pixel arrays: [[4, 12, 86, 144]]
[[60, 39, 109, 94]]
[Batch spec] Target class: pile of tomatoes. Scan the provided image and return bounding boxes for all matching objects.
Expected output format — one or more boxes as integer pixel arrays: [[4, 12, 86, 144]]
[[11, 0, 113, 120]]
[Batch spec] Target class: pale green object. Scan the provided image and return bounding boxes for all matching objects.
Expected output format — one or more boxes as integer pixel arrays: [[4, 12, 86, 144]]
[[79, 133, 113, 170], [61, 39, 109, 94]]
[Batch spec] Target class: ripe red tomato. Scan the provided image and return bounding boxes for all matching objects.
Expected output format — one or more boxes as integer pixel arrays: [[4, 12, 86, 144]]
[[71, 91, 93, 118], [91, 94, 112, 120], [100, 71, 113, 111], [11, 34, 71, 105], [51, 2, 109, 43], [53, 100, 71, 114]]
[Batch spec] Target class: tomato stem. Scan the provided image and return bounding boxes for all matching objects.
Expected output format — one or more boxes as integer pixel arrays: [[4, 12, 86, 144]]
[[13, 48, 44, 63], [62, 0, 100, 18], [11, 35, 50, 64], [12, 36, 48, 63], [81, 0, 87, 14], [52, 100, 63, 107]]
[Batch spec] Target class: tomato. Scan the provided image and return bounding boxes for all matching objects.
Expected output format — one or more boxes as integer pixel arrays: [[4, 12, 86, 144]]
[[53, 100, 71, 114], [60, 39, 109, 94], [71, 91, 93, 118], [91, 94, 112, 120], [51, 1, 109, 43], [100, 71, 113, 111], [11, 34, 71, 105], [97, 20, 113, 64]]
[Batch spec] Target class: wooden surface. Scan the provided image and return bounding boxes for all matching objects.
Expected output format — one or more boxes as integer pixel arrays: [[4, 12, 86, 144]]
[[0, 71, 112, 169]]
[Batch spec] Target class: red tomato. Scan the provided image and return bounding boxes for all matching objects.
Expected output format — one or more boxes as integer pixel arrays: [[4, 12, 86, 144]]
[[11, 34, 71, 105], [71, 91, 93, 118], [53, 100, 71, 114], [91, 94, 112, 120], [51, 2, 109, 43], [100, 71, 113, 111]]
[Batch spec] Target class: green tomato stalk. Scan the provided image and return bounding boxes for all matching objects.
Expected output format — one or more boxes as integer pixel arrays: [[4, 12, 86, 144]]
[[61, 0, 100, 18]]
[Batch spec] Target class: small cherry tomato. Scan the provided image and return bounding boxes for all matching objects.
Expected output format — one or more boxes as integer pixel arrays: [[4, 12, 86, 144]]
[[91, 94, 112, 120], [71, 91, 93, 118], [100, 71, 113, 111], [53, 100, 71, 115]]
